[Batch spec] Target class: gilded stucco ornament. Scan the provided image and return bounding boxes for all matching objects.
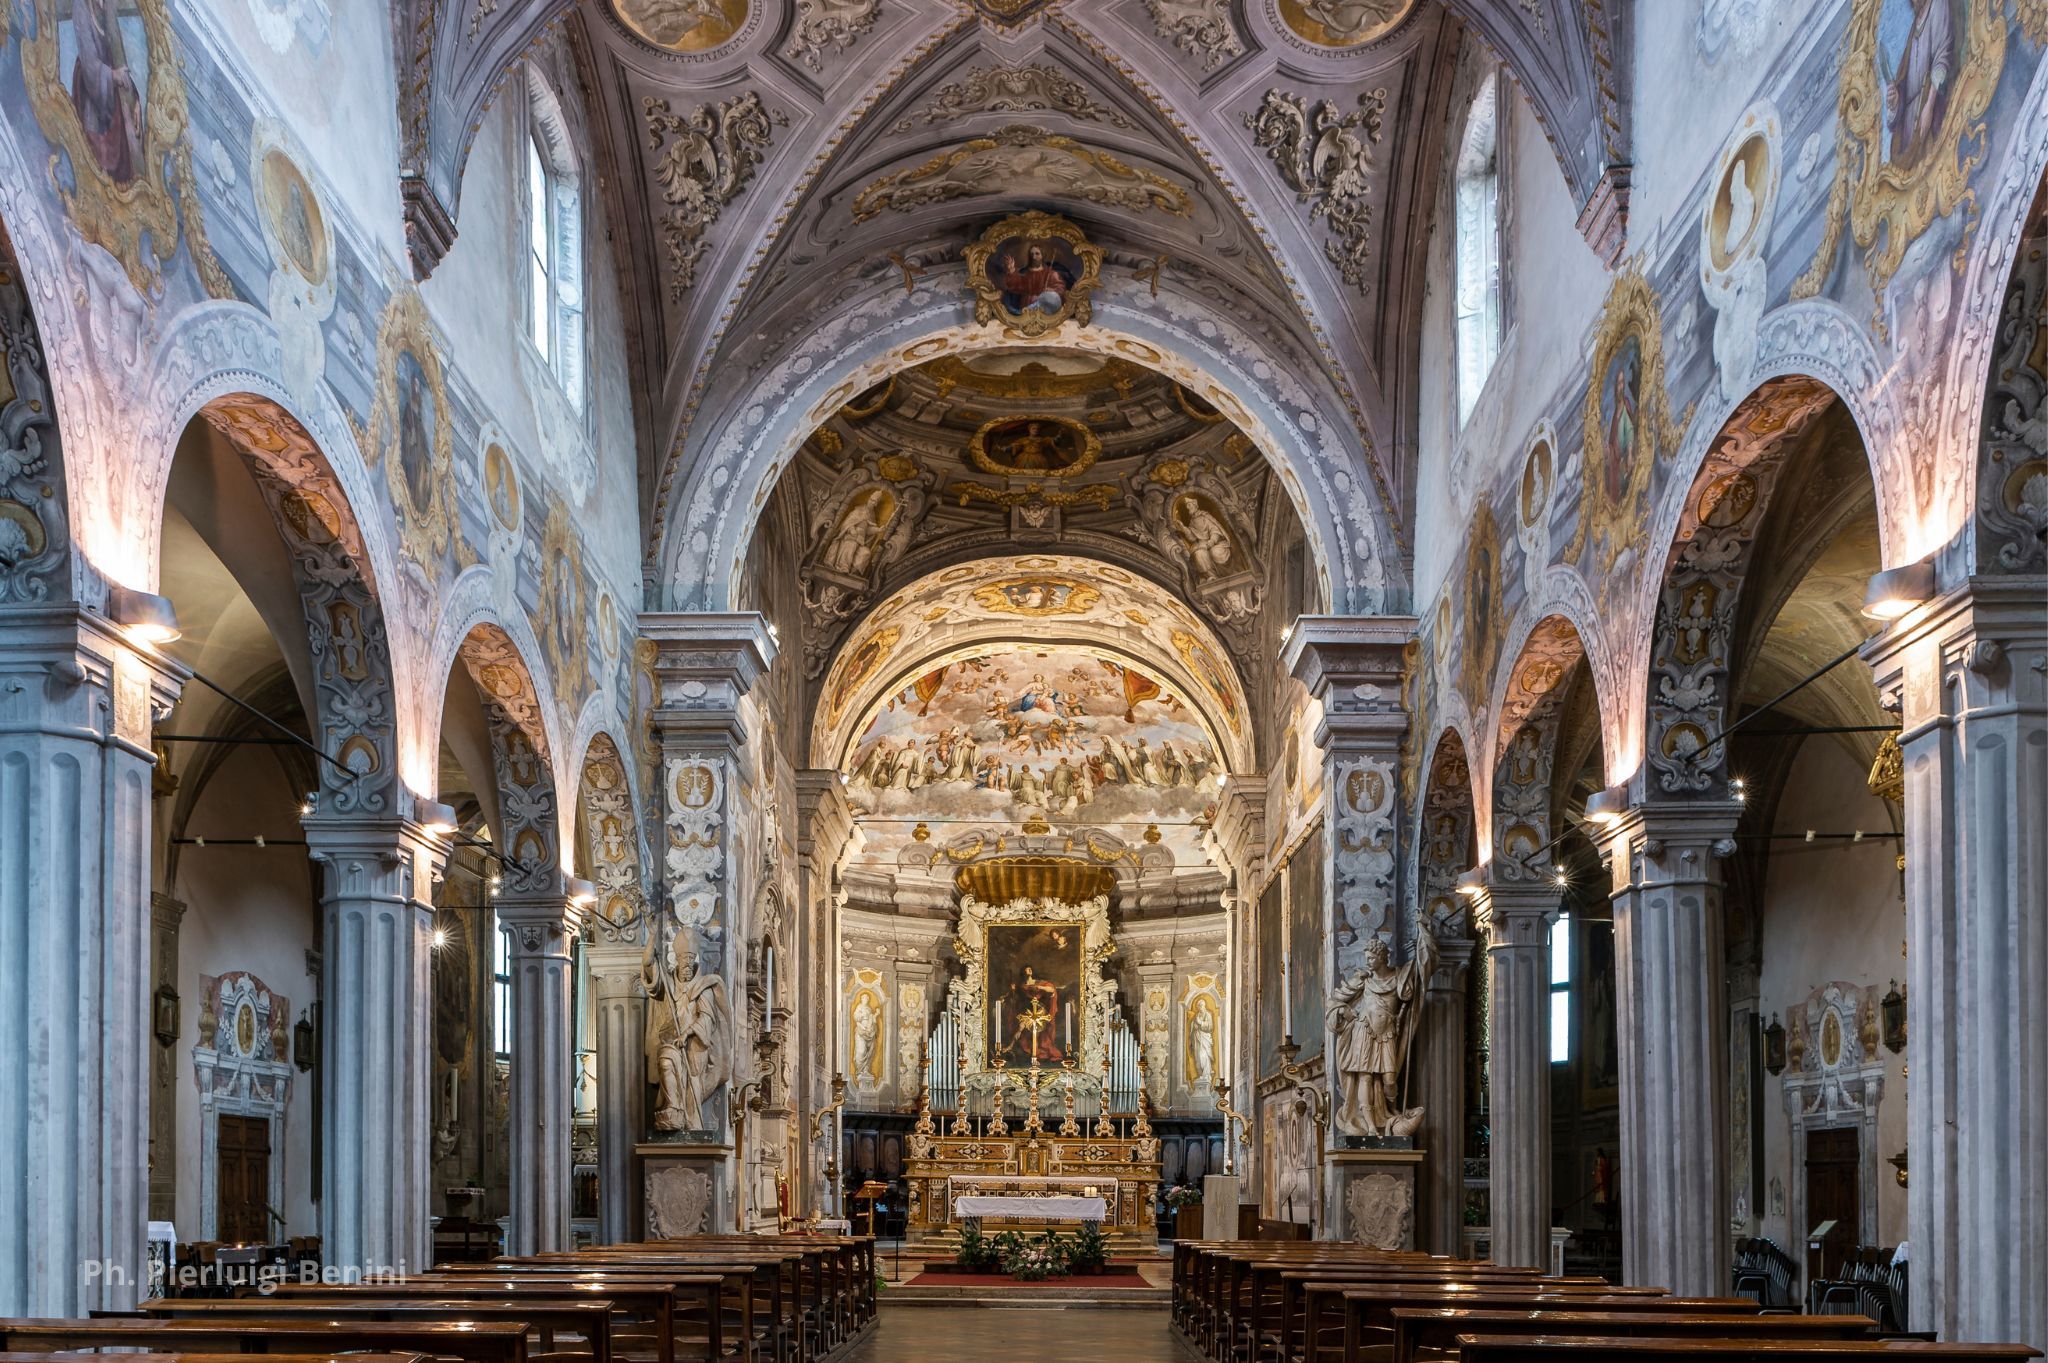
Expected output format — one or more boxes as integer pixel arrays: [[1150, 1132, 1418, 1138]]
[[782, 0, 880, 72], [363, 289, 460, 568], [891, 63, 1134, 132], [854, 133, 1191, 224], [643, 91, 785, 299], [1144, 0, 1244, 69], [1273, 0, 1415, 48], [962, 212, 1106, 338], [10, 0, 231, 299], [1792, 0, 2006, 338]]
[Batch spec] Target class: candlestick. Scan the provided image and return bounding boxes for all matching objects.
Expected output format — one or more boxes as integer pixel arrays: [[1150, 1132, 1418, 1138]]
[[1063, 1002, 1072, 1050], [764, 946, 774, 1032]]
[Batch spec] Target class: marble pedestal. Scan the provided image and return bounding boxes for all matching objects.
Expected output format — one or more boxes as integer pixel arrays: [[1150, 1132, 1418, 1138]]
[[640, 1143, 732, 1237], [1328, 1148, 1422, 1249]]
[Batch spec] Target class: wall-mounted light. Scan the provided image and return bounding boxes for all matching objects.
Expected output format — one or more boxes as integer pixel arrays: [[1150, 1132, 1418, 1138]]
[[293, 1008, 317, 1073], [109, 584, 182, 644], [1584, 783, 1631, 828], [1881, 981, 1907, 1054], [1455, 867, 1487, 899], [152, 983, 181, 1048], [1762, 1013, 1787, 1076], [1862, 561, 1935, 621], [417, 798, 459, 837], [567, 876, 598, 909]]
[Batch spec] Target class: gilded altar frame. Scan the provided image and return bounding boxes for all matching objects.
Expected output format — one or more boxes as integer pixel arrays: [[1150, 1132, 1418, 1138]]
[[951, 891, 1117, 1092], [964, 211, 1104, 338]]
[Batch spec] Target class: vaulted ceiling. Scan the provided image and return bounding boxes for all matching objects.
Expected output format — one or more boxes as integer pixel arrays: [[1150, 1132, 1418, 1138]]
[[397, 0, 1633, 573]]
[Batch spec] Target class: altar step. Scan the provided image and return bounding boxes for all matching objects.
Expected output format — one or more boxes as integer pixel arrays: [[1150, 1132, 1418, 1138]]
[[882, 1280, 1168, 1309]]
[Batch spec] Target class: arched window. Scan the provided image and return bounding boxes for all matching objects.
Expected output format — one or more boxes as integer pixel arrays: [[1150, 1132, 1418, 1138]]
[[1453, 72, 1503, 422], [524, 70, 585, 409], [1549, 910, 1572, 1064]]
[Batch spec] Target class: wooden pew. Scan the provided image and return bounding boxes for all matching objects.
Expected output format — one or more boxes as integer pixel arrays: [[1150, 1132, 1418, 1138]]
[[477, 1254, 780, 1360], [1390, 1311, 1879, 1363], [433, 1266, 747, 1363], [141, 1297, 613, 1363], [0, 1354, 426, 1363], [264, 1278, 679, 1363], [1452, 1335, 2042, 1363], [1301, 1279, 1695, 1363], [0, 1317, 529, 1363]]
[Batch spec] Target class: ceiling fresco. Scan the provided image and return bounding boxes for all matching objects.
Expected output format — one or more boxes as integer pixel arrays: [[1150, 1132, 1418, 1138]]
[[785, 345, 1284, 675], [810, 552, 1253, 772], [843, 643, 1222, 871]]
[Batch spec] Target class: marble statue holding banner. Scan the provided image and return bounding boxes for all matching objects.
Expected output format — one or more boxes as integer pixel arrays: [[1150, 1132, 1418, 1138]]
[[1328, 925, 1437, 1138], [644, 922, 730, 1133]]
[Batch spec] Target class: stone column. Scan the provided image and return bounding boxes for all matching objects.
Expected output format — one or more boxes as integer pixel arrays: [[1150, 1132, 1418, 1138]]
[[147, 893, 187, 1222], [640, 613, 774, 1232], [303, 812, 446, 1275], [1207, 775, 1266, 1190], [1417, 935, 1474, 1255], [1479, 882, 1554, 1268], [496, 893, 581, 1254], [0, 608, 183, 1313], [1863, 576, 2046, 1347], [1600, 802, 1740, 1296], [1282, 615, 1417, 1238], [795, 772, 856, 1219], [587, 941, 646, 1243]]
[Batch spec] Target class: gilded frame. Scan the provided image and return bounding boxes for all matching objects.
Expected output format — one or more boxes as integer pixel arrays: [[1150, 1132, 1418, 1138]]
[[964, 211, 1104, 339]]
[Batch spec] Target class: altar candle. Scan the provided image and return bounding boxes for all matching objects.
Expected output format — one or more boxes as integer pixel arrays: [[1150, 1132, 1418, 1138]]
[[764, 947, 775, 1031], [995, 1000, 1003, 1042], [1064, 1002, 1072, 1049]]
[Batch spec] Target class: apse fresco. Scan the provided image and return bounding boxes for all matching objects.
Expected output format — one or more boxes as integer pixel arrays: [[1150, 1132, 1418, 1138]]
[[844, 646, 1221, 862]]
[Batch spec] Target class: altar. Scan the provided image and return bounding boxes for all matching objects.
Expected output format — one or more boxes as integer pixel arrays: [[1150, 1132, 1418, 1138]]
[[905, 1137, 1161, 1249], [953, 1192, 1108, 1226]]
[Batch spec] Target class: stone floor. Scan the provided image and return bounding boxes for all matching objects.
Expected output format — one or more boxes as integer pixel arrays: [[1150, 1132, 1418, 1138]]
[[844, 1305, 1198, 1360]]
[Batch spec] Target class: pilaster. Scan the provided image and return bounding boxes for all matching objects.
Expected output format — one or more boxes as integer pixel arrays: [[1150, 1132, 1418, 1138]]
[[496, 893, 581, 1254], [1863, 575, 2047, 1348], [1205, 775, 1265, 1187], [302, 811, 447, 1275], [0, 605, 183, 1314], [587, 942, 647, 1243], [1479, 881, 1555, 1269], [1601, 801, 1741, 1296], [1418, 936, 1474, 1255], [147, 893, 186, 1222], [639, 613, 775, 1228], [795, 770, 857, 1218]]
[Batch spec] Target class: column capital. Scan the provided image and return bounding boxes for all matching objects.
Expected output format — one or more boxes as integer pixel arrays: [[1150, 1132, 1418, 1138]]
[[586, 941, 648, 998], [1475, 877, 1558, 948], [794, 770, 860, 877], [1427, 935, 1476, 991], [0, 603, 189, 752], [303, 813, 450, 899], [149, 891, 187, 930], [1861, 574, 2048, 733], [496, 892, 584, 956], [1601, 800, 1744, 896], [1205, 775, 1267, 888], [639, 612, 776, 747], [1282, 615, 1417, 748]]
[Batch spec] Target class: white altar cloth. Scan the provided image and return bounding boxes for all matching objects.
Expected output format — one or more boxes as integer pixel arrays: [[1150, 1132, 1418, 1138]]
[[953, 1194, 1107, 1221]]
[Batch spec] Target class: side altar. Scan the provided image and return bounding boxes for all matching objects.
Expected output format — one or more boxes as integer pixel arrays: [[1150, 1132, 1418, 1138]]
[[904, 879, 1162, 1251]]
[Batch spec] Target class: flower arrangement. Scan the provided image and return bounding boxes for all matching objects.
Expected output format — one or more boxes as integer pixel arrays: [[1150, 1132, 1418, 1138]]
[[953, 1224, 1108, 1278], [1165, 1183, 1204, 1209]]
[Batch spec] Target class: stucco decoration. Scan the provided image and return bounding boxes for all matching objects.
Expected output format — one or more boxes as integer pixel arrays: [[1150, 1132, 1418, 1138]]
[[363, 289, 460, 567], [1344, 1170, 1414, 1248], [1125, 453, 1267, 650], [642, 91, 785, 299], [1144, 1, 1244, 69], [0, 233, 69, 603], [1244, 87, 1389, 292], [1330, 755, 1397, 976], [1489, 617, 1586, 883], [580, 733, 645, 943], [1416, 730, 1475, 937], [9, 0, 231, 299], [1699, 103, 1781, 403], [1565, 266, 1695, 592], [1274, 0, 1415, 48], [812, 555, 1253, 771], [851, 129, 1194, 222], [611, 0, 749, 53], [782, 0, 880, 72], [1974, 183, 2047, 573], [644, 1164, 712, 1235], [890, 63, 1136, 132], [247, 120, 335, 402], [200, 396, 402, 815], [1643, 377, 1837, 795], [1794, 0, 2007, 339], [460, 624, 560, 891], [664, 753, 729, 927], [797, 453, 934, 647]]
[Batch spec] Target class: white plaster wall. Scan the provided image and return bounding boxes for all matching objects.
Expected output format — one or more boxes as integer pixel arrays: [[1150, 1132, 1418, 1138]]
[[1756, 737, 1908, 1249], [1414, 70, 1607, 612], [171, 744, 322, 1241], [185, 0, 407, 265]]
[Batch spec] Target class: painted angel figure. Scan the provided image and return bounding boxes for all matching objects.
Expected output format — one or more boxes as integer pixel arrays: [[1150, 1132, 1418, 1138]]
[[1327, 924, 1437, 1138]]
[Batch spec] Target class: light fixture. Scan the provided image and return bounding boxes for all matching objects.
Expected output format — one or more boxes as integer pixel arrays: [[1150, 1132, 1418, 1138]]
[[431, 927, 450, 950], [1584, 783, 1631, 827], [152, 983, 181, 1048], [1881, 981, 1907, 1054], [1762, 1013, 1787, 1076], [299, 793, 316, 818], [1455, 867, 1486, 898], [1216, 773, 1229, 790], [109, 584, 182, 644], [567, 876, 598, 908], [1730, 776, 1747, 802], [417, 798, 459, 837], [293, 1009, 317, 1073], [1862, 561, 1935, 620]]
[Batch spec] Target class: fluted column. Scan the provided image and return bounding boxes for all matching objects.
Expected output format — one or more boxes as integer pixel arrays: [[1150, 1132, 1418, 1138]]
[[1481, 883, 1554, 1268], [1601, 802, 1739, 1296], [587, 941, 646, 1243], [1417, 937, 1474, 1255], [304, 811, 445, 1276], [0, 607, 183, 1313], [1864, 576, 2046, 1347], [795, 771, 856, 1219], [498, 893, 581, 1254]]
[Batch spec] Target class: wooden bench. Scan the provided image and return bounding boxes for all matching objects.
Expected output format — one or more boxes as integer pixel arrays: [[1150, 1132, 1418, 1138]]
[[142, 1297, 613, 1363], [0, 1316, 529, 1363], [1452, 1335, 2042, 1363], [1307, 1281, 1713, 1363], [1390, 1310, 1879, 1363]]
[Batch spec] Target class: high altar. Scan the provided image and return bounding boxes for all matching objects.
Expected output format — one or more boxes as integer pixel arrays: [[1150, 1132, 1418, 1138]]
[[903, 880, 1162, 1249]]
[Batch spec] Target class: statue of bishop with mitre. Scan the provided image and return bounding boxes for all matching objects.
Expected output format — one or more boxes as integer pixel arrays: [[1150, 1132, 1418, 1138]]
[[1328, 923, 1437, 1139]]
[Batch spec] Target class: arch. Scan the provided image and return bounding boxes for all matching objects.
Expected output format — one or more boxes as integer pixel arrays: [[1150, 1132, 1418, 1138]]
[[574, 730, 644, 938], [1636, 375, 1846, 801], [657, 272, 1407, 618], [454, 621, 563, 895], [423, 565, 567, 804], [177, 392, 407, 817], [0, 216, 72, 605], [806, 554, 1256, 773], [1488, 614, 1591, 888], [1970, 170, 2048, 575], [1416, 726, 1480, 939]]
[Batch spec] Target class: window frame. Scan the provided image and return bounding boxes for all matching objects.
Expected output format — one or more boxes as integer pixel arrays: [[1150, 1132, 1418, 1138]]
[[1452, 69, 1506, 424], [493, 922, 514, 1062], [1548, 909, 1571, 1065], [522, 68, 587, 412]]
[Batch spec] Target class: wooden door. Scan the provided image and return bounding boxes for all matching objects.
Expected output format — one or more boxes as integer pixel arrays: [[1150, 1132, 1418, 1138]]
[[1804, 1126, 1860, 1279], [217, 1115, 271, 1245]]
